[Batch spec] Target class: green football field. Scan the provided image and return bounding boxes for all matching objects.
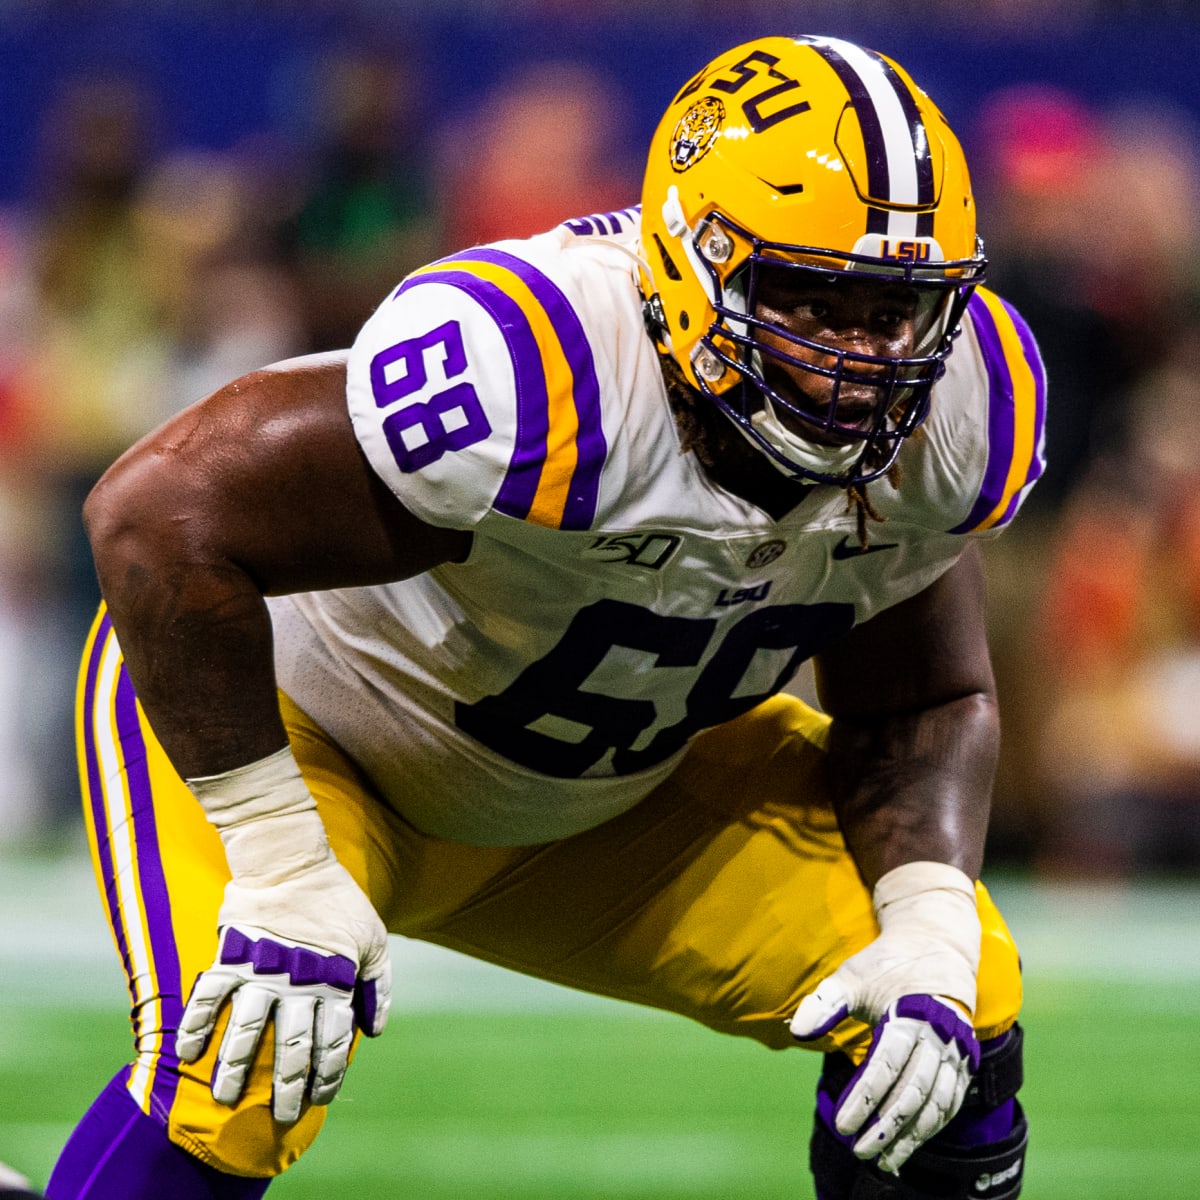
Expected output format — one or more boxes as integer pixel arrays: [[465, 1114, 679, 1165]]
[[3, 849, 1199, 1198]]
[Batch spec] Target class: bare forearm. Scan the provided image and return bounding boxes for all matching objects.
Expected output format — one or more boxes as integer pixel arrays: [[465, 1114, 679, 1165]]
[[827, 690, 999, 887], [96, 551, 288, 778]]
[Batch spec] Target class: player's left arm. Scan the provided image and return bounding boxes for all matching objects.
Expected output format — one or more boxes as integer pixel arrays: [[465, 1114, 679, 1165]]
[[815, 540, 997, 885], [790, 542, 998, 1172]]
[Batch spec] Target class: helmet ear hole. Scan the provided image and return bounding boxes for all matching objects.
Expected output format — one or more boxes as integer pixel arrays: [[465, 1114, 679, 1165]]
[[679, 312, 690, 331]]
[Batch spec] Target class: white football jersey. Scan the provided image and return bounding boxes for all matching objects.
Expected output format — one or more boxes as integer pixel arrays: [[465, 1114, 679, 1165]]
[[267, 210, 1046, 845]]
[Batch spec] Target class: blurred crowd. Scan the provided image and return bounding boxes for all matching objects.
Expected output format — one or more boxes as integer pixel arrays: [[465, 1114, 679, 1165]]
[[0, 33, 1198, 880]]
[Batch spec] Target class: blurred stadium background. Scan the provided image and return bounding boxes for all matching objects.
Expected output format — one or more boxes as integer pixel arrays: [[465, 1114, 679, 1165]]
[[1, 0, 1199, 1195]]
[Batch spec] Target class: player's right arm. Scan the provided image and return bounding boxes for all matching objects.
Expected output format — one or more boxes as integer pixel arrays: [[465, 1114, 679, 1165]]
[[83, 350, 471, 1121], [84, 349, 470, 779]]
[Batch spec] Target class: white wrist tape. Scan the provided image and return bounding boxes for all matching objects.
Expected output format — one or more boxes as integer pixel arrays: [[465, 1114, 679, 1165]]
[[187, 746, 332, 887], [873, 861, 982, 1013]]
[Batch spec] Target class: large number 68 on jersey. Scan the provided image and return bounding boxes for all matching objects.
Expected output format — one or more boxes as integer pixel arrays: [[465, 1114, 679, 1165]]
[[457, 598, 854, 778]]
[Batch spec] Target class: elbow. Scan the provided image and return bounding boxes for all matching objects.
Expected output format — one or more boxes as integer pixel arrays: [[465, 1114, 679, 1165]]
[[83, 460, 141, 572], [965, 685, 1002, 742], [83, 451, 185, 599], [81, 465, 122, 555]]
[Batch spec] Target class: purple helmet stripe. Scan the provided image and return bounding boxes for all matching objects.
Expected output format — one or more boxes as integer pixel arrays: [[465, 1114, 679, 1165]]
[[950, 292, 1046, 534], [805, 40, 890, 233], [445, 247, 606, 530], [873, 55, 935, 207], [398, 270, 549, 522], [113, 662, 185, 1115], [800, 36, 935, 238]]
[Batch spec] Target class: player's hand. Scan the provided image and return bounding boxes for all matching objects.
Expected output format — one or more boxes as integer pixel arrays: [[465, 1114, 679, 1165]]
[[788, 861, 982, 1172], [791, 979, 979, 1172], [176, 857, 392, 1124]]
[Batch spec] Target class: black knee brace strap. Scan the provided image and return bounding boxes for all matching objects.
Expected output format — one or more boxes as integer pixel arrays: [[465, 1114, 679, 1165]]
[[811, 1103, 1028, 1200], [965, 1023, 1024, 1109], [811, 1023, 1027, 1200]]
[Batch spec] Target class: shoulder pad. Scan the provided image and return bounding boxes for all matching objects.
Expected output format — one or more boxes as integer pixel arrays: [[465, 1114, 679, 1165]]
[[949, 288, 1047, 535], [347, 244, 609, 531]]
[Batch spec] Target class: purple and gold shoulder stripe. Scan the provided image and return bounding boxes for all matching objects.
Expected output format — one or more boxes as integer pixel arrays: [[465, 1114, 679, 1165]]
[[950, 289, 1047, 534], [397, 249, 607, 531], [561, 206, 641, 237]]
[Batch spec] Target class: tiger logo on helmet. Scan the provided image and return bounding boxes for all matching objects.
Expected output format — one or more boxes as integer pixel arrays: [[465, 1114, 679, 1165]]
[[670, 97, 726, 172], [639, 34, 987, 487]]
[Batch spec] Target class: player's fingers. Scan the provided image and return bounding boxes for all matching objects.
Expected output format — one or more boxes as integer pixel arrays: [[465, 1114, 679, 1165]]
[[875, 1057, 954, 1173], [271, 995, 317, 1124], [211, 984, 274, 1107], [309, 997, 356, 1107], [354, 963, 391, 1038], [854, 1038, 940, 1161], [878, 1127, 922, 1176], [835, 1020, 918, 1138], [876, 1042, 974, 1174], [176, 970, 239, 1063], [789, 976, 853, 1043]]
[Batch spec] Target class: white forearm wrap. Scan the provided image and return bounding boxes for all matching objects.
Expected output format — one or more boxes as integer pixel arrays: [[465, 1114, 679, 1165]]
[[872, 860, 982, 1015], [187, 746, 332, 887]]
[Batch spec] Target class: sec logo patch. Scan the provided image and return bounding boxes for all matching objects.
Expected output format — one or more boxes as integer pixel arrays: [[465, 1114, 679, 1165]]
[[746, 540, 786, 568]]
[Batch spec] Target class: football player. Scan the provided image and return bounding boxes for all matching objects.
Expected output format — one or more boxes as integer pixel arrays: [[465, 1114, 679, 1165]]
[[49, 35, 1039, 1200]]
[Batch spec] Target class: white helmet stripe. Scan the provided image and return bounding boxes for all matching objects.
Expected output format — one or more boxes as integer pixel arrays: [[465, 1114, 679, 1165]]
[[799, 36, 926, 240]]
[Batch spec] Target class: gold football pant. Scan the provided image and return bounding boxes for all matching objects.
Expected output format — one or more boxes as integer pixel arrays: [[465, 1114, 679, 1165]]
[[78, 608, 1022, 1179]]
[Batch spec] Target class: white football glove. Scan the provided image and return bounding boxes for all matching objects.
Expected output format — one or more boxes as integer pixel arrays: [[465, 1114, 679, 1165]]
[[175, 747, 392, 1124], [789, 861, 982, 1174]]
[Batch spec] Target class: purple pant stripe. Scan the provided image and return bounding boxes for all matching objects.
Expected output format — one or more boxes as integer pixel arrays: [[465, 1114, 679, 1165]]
[[111, 665, 185, 1116], [79, 613, 138, 1010]]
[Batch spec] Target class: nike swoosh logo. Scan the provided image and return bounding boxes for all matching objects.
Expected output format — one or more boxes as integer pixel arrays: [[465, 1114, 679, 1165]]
[[830, 535, 899, 560]]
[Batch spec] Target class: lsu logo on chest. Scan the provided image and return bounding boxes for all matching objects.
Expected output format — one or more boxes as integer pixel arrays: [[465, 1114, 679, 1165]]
[[716, 581, 772, 607]]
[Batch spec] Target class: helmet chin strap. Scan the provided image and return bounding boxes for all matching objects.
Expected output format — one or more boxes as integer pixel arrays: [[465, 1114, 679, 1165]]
[[749, 399, 863, 479], [739, 344, 864, 480]]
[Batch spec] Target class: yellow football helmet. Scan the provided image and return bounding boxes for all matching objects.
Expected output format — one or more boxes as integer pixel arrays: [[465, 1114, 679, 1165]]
[[639, 34, 986, 485]]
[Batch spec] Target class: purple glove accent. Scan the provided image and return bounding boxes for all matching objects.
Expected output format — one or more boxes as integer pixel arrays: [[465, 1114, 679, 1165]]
[[832, 994, 980, 1121], [220, 928, 356, 992], [837, 1055, 870, 1115], [816, 1084, 857, 1148], [893, 994, 982, 1071], [791, 1002, 851, 1043], [353, 977, 380, 1034]]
